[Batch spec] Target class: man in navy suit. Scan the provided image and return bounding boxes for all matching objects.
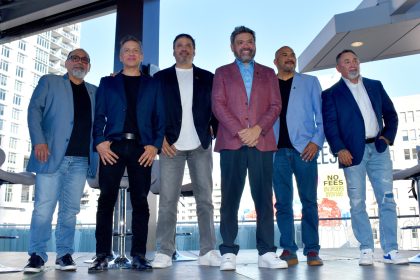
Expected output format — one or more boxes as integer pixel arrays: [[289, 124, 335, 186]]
[[89, 35, 165, 272], [322, 49, 408, 265], [272, 46, 324, 266], [25, 48, 97, 273], [151, 34, 220, 268]]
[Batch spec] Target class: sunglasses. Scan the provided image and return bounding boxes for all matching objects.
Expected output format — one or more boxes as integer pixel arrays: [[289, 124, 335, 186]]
[[68, 55, 90, 64]]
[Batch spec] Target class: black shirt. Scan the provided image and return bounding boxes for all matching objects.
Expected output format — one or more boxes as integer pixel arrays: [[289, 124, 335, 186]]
[[122, 74, 141, 136], [65, 81, 92, 157], [278, 78, 294, 149]]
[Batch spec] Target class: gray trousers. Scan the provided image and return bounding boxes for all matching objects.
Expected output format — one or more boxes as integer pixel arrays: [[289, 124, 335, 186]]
[[156, 145, 216, 256]]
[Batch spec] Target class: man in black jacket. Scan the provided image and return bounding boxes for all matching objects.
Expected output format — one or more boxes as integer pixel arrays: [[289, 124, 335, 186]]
[[151, 34, 219, 268]]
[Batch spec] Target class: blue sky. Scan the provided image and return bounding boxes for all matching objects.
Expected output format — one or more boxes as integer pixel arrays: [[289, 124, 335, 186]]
[[80, 0, 420, 98]]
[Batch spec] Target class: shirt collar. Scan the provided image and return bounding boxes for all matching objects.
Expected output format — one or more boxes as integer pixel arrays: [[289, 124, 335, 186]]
[[235, 58, 255, 69]]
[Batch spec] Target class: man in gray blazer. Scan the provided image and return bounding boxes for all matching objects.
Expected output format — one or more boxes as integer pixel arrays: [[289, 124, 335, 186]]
[[24, 48, 97, 273]]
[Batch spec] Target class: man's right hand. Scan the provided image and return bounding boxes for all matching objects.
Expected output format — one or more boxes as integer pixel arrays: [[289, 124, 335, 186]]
[[338, 149, 353, 166], [162, 137, 177, 158], [96, 141, 119, 165], [34, 144, 49, 162]]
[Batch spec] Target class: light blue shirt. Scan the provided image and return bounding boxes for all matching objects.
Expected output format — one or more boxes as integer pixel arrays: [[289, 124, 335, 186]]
[[235, 59, 254, 102]]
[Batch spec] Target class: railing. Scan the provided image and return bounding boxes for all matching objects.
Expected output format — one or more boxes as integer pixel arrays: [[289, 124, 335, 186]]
[[1, 216, 419, 252]]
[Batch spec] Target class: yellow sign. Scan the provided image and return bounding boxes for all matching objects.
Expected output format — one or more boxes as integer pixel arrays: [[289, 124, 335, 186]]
[[323, 174, 344, 197]]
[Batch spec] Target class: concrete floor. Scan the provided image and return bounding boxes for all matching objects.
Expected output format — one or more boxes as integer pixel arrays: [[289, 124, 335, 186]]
[[1, 249, 419, 280]]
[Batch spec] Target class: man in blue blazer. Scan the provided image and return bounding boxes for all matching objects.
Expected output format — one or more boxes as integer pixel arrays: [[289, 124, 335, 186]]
[[89, 35, 165, 272], [25, 49, 97, 273], [272, 46, 324, 267], [322, 49, 408, 265], [151, 34, 219, 269]]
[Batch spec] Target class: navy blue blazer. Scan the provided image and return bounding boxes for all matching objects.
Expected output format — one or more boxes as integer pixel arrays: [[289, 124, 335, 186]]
[[154, 65, 218, 149], [322, 77, 398, 167], [92, 73, 165, 150]]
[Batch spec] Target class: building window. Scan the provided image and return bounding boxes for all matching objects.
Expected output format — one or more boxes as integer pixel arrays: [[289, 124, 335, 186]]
[[0, 74, 7, 86], [402, 130, 409, 141], [409, 129, 417, 141], [389, 150, 395, 161], [0, 104, 4, 116], [0, 121, 3, 131], [412, 229, 418, 239], [36, 35, 50, 49], [404, 149, 411, 160], [0, 88, 6, 100], [10, 123, 19, 134], [11, 108, 20, 120], [34, 61, 47, 74], [27, 141, 32, 153], [18, 40, 27, 51], [1, 46, 10, 58], [4, 185, 13, 202], [0, 134, 3, 145], [7, 152, 17, 164], [17, 53, 25, 64], [413, 148, 418, 160], [0, 59, 9, 72], [372, 227, 378, 240], [410, 207, 417, 215], [415, 110, 420, 122], [9, 137, 18, 149], [15, 66, 24, 78], [24, 157, 29, 169], [35, 48, 49, 64], [399, 112, 407, 123], [14, 80, 22, 92], [32, 74, 41, 87], [407, 111, 414, 122], [13, 94, 22, 106], [21, 185, 30, 203]]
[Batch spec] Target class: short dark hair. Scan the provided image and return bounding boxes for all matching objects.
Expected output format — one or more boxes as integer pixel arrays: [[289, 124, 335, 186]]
[[173, 33, 196, 49], [67, 48, 90, 60], [336, 49, 357, 64], [230, 26, 255, 45], [119, 35, 143, 52]]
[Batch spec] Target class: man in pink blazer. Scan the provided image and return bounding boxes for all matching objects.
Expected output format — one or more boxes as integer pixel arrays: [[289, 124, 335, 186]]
[[212, 26, 286, 270]]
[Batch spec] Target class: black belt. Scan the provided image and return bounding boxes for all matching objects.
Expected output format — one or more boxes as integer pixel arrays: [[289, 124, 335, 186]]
[[121, 133, 138, 140], [365, 137, 376, 144]]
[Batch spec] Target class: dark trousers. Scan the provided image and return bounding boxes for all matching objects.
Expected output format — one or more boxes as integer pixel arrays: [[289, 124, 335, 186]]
[[95, 139, 151, 257], [219, 147, 276, 255]]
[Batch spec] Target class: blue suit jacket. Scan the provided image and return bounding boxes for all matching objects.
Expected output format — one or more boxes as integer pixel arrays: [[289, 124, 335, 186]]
[[27, 74, 98, 177], [92, 73, 165, 150], [154, 65, 218, 149], [322, 77, 398, 167], [274, 72, 324, 153]]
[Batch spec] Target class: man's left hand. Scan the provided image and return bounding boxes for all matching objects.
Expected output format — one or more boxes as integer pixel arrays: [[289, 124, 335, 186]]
[[301, 142, 319, 162], [379, 136, 390, 145], [238, 125, 262, 147], [139, 145, 158, 167]]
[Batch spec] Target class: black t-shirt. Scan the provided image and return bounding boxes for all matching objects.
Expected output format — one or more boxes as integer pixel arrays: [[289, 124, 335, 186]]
[[277, 78, 294, 149], [122, 74, 141, 136], [65, 81, 92, 157]]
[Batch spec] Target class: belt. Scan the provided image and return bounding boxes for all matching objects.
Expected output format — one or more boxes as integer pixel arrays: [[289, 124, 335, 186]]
[[121, 133, 138, 140], [365, 137, 376, 144]]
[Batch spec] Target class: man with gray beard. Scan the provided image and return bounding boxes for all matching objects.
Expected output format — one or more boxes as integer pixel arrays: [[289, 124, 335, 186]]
[[25, 49, 98, 273]]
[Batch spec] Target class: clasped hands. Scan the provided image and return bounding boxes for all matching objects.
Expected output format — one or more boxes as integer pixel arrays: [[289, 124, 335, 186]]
[[238, 125, 261, 147]]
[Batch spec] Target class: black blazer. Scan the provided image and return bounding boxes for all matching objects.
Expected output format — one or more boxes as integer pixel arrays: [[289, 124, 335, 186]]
[[155, 65, 218, 149]]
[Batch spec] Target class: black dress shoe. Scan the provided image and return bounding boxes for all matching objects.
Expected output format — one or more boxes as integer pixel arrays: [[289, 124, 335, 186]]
[[132, 255, 152, 270], [88, 256, 108, 273]]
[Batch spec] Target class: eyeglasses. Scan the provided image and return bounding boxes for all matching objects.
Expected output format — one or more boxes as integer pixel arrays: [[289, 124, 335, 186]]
[[68, 55, 90, 64]]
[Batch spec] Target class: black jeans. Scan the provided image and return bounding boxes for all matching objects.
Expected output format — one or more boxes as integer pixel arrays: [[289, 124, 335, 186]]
[[95, 139, 151, 257]]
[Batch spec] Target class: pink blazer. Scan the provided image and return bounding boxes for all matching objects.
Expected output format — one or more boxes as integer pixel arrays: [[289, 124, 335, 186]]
[[212, 62, 281, 152]]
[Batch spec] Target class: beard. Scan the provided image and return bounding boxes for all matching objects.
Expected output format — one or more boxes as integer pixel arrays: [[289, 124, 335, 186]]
[[234, 48, 256, 63], [71, 68, 87, 79], [348, 70, 359, 80]]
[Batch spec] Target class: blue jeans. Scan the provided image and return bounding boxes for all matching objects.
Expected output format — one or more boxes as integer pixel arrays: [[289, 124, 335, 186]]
[[273, 148, 320, 255], [28, 156, 88, 262], [343, 143, 398, 253], [156, 145, 216, 256]]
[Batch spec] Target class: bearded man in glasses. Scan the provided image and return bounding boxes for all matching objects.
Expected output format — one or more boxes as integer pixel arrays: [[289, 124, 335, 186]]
[[25, 48, 98, 273]]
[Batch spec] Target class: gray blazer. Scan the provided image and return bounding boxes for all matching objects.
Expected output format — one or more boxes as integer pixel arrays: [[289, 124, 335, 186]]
[[27, 74, 98, 177]]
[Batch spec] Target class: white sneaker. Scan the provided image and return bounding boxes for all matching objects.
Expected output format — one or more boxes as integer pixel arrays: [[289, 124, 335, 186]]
[[151, 253, 172, 268], [198, 250, 221, 266], [220, 253, 236, 271], [359, 249, 374, 266], [258, 252, 288, 269], [383, 250, 409, 265]]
